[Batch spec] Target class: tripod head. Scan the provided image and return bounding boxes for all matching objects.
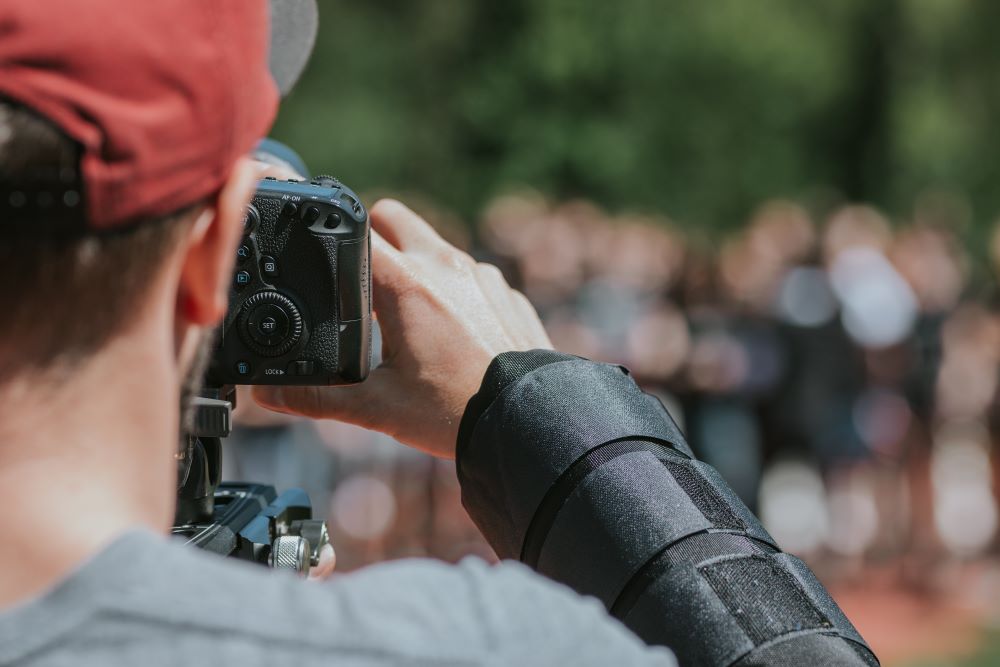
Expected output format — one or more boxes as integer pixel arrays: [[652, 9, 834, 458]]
[[171, 140, 343, 574], [174, 386, 330, 575], [175, 387, 233, 526]]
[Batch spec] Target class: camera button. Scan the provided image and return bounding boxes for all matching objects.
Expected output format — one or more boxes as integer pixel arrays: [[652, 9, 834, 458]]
[[260, 255, 279, 278], [243, 205, 259, 232], [235, 360, 252, 377], [281, 201, 298, 217], [237, 291, 303, 357], [302, 205, 321, 223], [234, 270, 252, 290], [259, 316, 278, 335], [324, 212, 342, 229], [247, 303, 291, 346], [236, 244, 251, 264], [290, 360, 315, 376]]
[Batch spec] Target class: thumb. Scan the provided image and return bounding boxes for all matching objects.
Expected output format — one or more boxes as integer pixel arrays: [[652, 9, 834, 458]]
[[251, 366, 396, 429], [308, 543, 337, 581]]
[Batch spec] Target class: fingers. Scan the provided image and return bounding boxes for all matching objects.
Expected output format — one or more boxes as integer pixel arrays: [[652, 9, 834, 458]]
[[369, 199, 448, 253], [370, 230, 411, 288], [369, 231, 412, 342], [308, 543, 337, 581], [510, 289, 554, 349], [252, 160, 303, 182], [472, 262, 552, 350], [473, 262, 526, 348]]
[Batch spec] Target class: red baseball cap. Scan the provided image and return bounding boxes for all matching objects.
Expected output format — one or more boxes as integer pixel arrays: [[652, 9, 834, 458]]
[[0, 0, 318, 229]]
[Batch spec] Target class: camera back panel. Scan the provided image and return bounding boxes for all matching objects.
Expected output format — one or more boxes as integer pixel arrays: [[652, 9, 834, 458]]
[[206, 177, 371, 386]]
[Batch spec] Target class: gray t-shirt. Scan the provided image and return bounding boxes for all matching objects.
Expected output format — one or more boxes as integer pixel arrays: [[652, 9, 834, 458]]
[[0, 530, 674, 666]]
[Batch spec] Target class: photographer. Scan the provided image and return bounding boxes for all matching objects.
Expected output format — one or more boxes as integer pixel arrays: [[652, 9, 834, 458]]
[[0, 1, 875, 665]]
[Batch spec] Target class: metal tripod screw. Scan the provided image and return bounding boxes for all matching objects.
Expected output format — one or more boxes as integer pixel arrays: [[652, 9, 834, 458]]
[[269, 535, 311, 575]]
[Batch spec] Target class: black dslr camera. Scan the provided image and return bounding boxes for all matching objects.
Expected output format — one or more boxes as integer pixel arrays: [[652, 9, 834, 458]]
[[206, 175, 371, 386], [173, 144, 371, 575]]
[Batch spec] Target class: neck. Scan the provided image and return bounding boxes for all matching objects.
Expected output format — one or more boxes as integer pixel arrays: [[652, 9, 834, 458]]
[[0, 335, 181, 608]]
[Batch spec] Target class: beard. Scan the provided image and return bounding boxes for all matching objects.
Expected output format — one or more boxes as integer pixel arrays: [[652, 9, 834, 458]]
[[179, 330, 216, 433], [176, 330, 216, 490]]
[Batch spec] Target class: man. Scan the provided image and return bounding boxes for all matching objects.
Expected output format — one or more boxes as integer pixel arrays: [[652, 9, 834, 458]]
[[0, 1, 877, 665]]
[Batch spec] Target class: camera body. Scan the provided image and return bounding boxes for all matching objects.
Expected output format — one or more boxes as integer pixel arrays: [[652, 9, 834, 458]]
[[206, 176, 371, 386], [183, 152, 367, 574]]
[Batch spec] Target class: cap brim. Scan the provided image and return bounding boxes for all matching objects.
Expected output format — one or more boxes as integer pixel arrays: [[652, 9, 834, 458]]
[[268, 0, 318, 97]]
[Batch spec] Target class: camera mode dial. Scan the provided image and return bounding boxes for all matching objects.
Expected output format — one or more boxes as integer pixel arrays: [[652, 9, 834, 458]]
[[238, 291, 303, 357]]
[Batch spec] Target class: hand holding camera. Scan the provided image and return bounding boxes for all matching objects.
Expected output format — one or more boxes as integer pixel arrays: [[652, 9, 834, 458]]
[[253, 199, 553, 459], [180, 162, 550, 572]]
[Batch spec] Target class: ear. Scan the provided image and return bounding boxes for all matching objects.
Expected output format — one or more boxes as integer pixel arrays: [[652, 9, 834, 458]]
[[176, 157, 259, 327]]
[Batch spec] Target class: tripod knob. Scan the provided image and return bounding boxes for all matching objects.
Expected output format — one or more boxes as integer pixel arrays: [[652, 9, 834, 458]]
[[291, 519, 330, 566], [269, 535, 311, 575]]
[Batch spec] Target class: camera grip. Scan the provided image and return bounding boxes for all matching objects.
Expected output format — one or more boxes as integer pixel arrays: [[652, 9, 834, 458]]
[[337, 236, 370, 322], [336, 235, 372, 382]]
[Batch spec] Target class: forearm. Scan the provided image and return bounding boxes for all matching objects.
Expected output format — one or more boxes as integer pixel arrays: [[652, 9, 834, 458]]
[[457, 351, 878, 667]]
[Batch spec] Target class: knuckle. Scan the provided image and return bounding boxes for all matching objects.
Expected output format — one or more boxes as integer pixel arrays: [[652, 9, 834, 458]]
[[438, 246, 474, 271], [370, 198, 406, 219], [512, 289, 533, 308], [476, 262, 505, 283]]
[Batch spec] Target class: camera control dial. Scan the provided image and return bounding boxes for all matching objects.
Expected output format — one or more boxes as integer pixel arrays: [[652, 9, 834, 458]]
[[238, 291, 303, 357]]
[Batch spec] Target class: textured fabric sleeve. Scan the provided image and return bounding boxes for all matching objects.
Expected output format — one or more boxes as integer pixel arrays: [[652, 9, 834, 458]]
[[457, 350, 879, 667]]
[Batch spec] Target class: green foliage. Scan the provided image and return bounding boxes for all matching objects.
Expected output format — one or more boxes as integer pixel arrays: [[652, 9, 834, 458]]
[[273, 0, 1000, 233]]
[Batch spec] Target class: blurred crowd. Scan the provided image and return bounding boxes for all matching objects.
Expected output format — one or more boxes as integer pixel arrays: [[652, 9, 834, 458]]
[[225, 193, 1000, 590]]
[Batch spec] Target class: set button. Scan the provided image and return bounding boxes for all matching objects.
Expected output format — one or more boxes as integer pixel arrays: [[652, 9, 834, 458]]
[[246, 303, 291, 347], [237, 291, 303, 357]]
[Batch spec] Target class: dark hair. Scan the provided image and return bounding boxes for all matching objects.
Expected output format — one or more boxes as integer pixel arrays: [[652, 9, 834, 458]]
[[0, 100, 201, 379]]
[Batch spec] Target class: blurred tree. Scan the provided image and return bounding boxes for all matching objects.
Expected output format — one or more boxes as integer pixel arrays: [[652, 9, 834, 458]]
[[272, 0, 1000, 234]]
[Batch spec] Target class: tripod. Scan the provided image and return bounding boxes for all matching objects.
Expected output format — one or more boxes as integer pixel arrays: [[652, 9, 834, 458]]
[[173, 386, 330, 574]]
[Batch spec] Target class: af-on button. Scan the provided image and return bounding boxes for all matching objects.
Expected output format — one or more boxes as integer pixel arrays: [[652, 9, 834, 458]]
[[302, 205, 321, 223]]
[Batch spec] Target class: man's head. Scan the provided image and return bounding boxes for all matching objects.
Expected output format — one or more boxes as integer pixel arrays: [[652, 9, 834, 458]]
[[0, 101, 197, 381], [0, 96, 259, 396], [0, 0, 317, 391], [0, 1, 328, 581]]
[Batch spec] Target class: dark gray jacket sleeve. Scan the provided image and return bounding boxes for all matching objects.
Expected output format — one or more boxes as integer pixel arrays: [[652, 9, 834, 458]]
[[456, 350, 879, 667]]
